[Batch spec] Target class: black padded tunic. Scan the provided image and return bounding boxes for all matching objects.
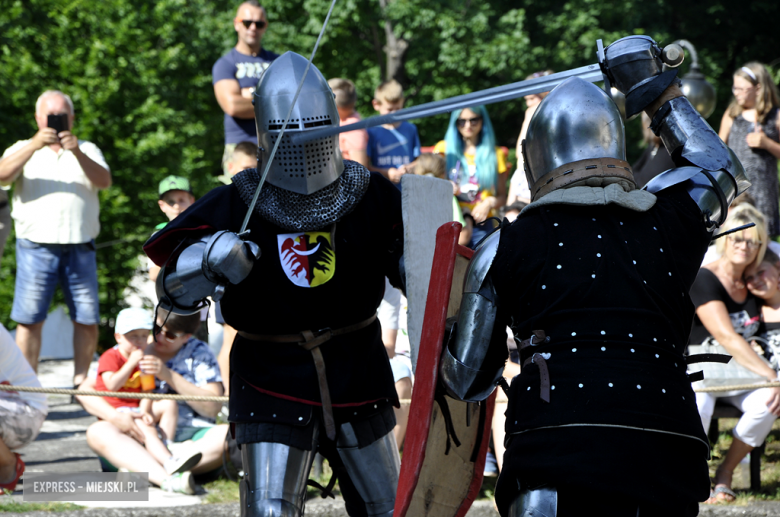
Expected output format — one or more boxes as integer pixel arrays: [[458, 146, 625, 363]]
[[490, 184, 712, 516], [144, 171, 403, 428]]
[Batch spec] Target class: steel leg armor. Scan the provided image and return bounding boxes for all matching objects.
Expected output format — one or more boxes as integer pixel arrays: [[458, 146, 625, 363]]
[[508, 488, 558, 517], [240, 441, 317, 517], [336, 424, 400, 517]]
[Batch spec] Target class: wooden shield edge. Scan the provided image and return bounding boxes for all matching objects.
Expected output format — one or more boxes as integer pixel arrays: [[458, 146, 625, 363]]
[[395, 221, 478, 516], [453, 389, 497, 517]]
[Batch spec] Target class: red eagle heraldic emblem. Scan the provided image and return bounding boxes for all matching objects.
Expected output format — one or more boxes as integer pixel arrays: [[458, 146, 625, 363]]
[[395, 222, 497, 517], [277, 231, 336, 288]]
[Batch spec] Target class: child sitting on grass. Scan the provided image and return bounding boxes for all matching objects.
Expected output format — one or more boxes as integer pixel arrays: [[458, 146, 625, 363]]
[[96, 308, 201, 492]]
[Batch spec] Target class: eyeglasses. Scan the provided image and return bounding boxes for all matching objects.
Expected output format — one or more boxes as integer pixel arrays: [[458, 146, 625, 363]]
[[456, 117, 482, 128], [728, 236, 762, 248], [242, 19, 267, 29], [732, 86, 755, 94]]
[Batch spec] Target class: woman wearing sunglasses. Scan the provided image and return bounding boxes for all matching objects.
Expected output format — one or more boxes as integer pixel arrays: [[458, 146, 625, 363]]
[[719, 63, 780, 237], [689, 204, 779, 503], [433, 105, 507, 247]]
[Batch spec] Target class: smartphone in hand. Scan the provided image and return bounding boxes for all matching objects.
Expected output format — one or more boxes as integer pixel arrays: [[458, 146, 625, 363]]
[[47, 114, 68, 134]]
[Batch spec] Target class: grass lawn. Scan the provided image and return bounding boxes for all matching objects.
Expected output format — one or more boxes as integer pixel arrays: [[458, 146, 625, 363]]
[[709, 418, 780, 503], [0, 500, 84, 513]]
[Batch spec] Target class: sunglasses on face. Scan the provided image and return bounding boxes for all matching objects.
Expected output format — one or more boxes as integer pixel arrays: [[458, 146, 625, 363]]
[[456, 116, 482, 128], [242, 19, 267, 29], [158, 328, 185, 341]]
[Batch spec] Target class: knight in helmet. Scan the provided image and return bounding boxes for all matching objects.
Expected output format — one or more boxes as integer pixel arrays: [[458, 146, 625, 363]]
[[144, 52, 403, 517], [439, 35, 750, 516]]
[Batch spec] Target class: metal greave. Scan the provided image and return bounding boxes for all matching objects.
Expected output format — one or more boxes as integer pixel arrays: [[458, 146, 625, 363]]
[[507, 488, 558, 517], [336, 424, 400, 516], [240, 439, 318, 517]]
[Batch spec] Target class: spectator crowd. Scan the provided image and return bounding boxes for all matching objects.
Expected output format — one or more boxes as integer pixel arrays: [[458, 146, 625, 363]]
[[0, 0, 780, 506]]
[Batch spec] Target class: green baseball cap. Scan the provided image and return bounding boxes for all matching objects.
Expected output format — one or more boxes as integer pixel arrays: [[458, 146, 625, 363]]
[[158, 176, 192, 198]]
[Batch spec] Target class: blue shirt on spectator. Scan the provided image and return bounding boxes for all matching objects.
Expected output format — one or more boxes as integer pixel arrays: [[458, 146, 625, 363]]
[[366, 123, 421, 182], [158, 337, 222, 429], [212, 47, 279, 144]]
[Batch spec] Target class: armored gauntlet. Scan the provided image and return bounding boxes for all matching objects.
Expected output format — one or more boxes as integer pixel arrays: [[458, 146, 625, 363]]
[[156, 231, 261, 315], [599, 35, 684, 119]]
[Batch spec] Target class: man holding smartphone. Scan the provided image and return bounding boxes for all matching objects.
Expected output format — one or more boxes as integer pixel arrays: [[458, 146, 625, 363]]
[[0, 90, 111, 387], [212, 0, 278, 175]]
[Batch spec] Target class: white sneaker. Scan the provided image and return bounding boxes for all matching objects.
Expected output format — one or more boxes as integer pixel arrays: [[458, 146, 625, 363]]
[[161, 471, 196, 495], [163, 452, 202, 475]]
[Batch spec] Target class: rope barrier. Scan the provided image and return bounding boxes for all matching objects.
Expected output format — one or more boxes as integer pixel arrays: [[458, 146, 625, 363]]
[[0, 383, 414, 404], [5, 381, 780, 400], [693, 381, 780, 393], [0, 384, 228, 402], [4, 380, 779, 400]]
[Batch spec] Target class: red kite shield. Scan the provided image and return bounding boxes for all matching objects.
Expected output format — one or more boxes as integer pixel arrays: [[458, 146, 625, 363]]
[[395, 222, 497, 517]]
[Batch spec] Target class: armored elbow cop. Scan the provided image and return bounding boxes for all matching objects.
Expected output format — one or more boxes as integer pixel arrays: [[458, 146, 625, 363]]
[[644, 98, 751, 229], [156, 231, 261, 315], [602, 36, 751, 229], [439, 230, 504, 402]]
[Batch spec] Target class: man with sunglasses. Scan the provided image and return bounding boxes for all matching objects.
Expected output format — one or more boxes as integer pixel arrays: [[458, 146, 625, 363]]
[[213, 1, 278, 175]]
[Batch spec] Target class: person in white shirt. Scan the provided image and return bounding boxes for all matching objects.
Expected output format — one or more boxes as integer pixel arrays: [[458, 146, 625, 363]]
[[0, 323, 47, 491], [0, 90, 111, 387]]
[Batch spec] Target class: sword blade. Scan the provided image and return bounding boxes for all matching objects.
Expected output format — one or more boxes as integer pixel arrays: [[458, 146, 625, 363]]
[[290, 63, 603, 145]]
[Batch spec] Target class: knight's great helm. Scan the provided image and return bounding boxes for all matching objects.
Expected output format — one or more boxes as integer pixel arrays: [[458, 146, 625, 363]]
[[523, 77, 636, 201], [254, 51, 344, 195]]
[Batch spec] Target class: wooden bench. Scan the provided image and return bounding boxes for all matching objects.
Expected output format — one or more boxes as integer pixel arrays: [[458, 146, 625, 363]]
[[707, 401, 766, 491]]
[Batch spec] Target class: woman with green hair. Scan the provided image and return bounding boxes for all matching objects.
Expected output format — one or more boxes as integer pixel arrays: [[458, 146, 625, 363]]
[[433, 105, 507, 247]]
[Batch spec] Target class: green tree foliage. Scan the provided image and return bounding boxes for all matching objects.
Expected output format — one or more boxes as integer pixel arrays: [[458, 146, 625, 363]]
[[0, 0, 232, 344], [0, 0, 778, 348]]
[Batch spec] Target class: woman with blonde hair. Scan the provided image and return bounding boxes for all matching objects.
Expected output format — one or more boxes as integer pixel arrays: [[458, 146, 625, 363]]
[[689, 204, 780, 503], [719, 62, 780, 236]]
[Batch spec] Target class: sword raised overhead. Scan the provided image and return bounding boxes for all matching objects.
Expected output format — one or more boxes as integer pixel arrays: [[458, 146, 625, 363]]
[[289, 63, 604, 145]]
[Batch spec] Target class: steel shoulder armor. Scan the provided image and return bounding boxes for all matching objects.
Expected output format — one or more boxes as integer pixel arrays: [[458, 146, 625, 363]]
[[644, 96, 751, 230], [439, 230, 504, 402], [156, 231, 261, 315]]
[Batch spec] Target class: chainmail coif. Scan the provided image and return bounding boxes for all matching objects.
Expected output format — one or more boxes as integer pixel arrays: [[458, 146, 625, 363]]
[[232, 160, 371, 232]]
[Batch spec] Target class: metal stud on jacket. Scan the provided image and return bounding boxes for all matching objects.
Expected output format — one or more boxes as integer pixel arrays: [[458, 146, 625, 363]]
[[253, 51, 344, 195]]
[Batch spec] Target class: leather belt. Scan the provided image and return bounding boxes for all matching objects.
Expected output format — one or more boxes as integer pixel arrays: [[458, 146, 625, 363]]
[[237, 313, 377, 440], [520, 330, 551, 403]]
